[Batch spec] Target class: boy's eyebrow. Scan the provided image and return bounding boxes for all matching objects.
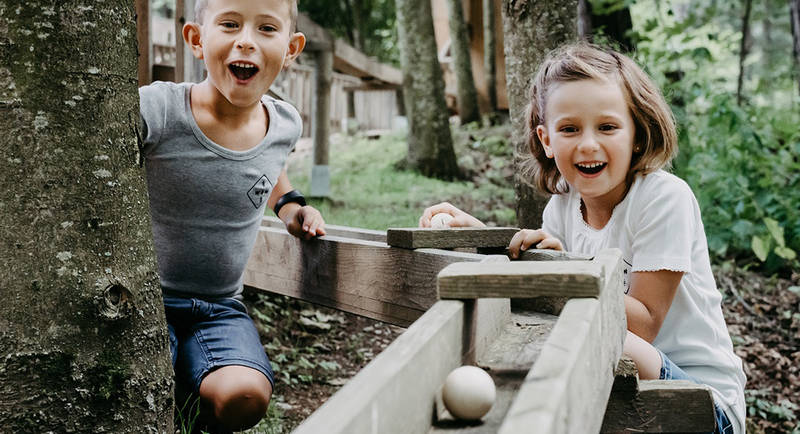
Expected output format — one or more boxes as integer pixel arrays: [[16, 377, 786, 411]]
[[213, 10, 286, 23]]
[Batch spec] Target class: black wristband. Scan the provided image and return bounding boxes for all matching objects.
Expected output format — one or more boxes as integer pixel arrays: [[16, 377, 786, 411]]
[[273, 189, 307, 217]]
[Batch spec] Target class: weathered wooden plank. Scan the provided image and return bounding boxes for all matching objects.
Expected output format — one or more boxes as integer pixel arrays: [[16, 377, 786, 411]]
[[243, 226, 483, 327], [461, 255, 511, 365], [477, 311, 558, 374], [601, 380, 716, 433], [437, 261, 603, 299], [498, 249, 627, 434], [260, 216, 387, 242], [294, 300, 465, 434], [387, 227, 519, 249]]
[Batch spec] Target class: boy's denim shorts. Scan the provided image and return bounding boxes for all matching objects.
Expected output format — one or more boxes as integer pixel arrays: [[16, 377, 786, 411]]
[[658, 349, 734, 434], [164, 295, 275, 394]]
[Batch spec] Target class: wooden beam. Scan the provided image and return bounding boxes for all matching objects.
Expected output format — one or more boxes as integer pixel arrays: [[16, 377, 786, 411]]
[[135, 0, 151, 86], [293, 300, 465, 434], [437, 261, 603, 299], [602, 380, 716, 433], [387, 227, 519, 249], [260, 216, 387, 242], [498, 249, 627, 434], [333, 39, 402, 85], [243, 226, 483, 327]]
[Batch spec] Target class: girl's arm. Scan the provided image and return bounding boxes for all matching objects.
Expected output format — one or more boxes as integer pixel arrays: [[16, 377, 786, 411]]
[[625, 270, 683, 342]]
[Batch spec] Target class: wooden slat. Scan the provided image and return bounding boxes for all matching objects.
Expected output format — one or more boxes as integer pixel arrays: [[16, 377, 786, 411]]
[[260, 216, 387, 242], [294, 300, 465, 434], [387, 227, 520, 249], [243, 226, 483, 327], [437, 261, 603, 299], [135, 0, 151, 86], [498, 249, 627, 434], [461, 255, 511, 365], [602, 380, 716, 433]]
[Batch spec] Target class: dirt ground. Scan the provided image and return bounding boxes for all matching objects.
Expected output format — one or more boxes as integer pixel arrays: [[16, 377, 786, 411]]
[[244, 265, 799, 434]]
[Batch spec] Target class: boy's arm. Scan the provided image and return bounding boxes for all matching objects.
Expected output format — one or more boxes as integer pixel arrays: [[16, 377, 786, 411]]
[[267, 169, 326, 239], [625, 270, 682, 342]]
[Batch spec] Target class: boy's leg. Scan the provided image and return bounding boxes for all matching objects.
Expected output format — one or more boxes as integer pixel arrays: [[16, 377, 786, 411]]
[[175, 297, 275, 432], [199, 365, 273, 430]]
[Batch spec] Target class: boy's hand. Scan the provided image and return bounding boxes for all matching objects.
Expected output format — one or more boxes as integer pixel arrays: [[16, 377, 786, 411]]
[[508, 229, 563, 259], [418, 202, 486, 228], [284, 205, 326, 240]]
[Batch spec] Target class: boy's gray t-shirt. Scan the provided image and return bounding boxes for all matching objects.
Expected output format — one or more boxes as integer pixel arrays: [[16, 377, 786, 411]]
[[139, 81, 301, 298]]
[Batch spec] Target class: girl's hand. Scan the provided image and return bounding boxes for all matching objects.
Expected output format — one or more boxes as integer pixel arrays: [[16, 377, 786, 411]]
[[508, 229, 563, 258], [285, 205, 327, 240], [418, 202, 486, 228]]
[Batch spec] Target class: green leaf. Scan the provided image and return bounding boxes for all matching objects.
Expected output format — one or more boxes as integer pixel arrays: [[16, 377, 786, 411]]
[[751, 236, 769, 262], [764, 218, 786, 247], [774, 246, 797, 260]]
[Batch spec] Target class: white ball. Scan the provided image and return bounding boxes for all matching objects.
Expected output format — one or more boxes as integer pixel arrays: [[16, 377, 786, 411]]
[[441, 366, 496, 420], [430, 213, 454, 229]]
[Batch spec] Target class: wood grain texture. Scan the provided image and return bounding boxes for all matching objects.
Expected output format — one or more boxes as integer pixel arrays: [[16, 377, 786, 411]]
[[387, 227, 519, 249], [243, 226, 483, 326], [601, 380, 716, 433], [294, 301, 464, 434], [498, 249, 627, 434], [437, 261, 603, 299]]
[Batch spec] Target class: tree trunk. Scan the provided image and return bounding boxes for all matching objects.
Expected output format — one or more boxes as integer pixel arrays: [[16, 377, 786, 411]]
[[0, 1, 173, 432], [483, 0, 500, 124], [791, 0, 800, 96], [737, 0, 753, 105], [447, 0, 481, 125], [502, 0, 578, 229], [396, 0, 461, 179], [311, 48, 333, 198]]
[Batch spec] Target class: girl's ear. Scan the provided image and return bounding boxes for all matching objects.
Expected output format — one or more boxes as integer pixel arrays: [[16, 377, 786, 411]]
[[536, 125, 554, 158], [183, 22, 204, 60], [283, 32, 307, 68]]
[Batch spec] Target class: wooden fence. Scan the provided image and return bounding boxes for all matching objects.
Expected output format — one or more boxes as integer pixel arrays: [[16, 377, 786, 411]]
[[243, 218, 717, 433]]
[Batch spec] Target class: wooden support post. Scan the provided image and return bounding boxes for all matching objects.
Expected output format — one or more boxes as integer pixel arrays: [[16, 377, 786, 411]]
[[174, 0, 204, 83], [437, 260, 604, 299], [135, 0, 151, 86], [310, 48, 333, 198], [293, 300, 465, 434], [498, 249, 627, 434], [387, 227, 520, 249], [243, 226, 484, 326]]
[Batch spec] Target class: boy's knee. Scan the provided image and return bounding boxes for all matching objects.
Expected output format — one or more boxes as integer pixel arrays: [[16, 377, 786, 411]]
[[200, 366, 273, 430]]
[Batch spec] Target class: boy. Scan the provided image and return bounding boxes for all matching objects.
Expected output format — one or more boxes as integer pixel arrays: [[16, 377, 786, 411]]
[[138, 0, 324, 431]]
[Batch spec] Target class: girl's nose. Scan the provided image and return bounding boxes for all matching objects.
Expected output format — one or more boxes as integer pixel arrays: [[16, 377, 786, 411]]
[[577, 133, 600, 152]]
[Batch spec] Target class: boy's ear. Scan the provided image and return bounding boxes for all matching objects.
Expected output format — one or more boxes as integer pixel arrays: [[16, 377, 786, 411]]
[[183, 22, 204, 60], [536, 125, 554, 158], [283, 32, 306, 68]]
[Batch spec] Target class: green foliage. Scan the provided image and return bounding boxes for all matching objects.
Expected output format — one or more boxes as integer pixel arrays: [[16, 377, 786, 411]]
[[746, 389, 800, 433], [630, 0, 800, 275]]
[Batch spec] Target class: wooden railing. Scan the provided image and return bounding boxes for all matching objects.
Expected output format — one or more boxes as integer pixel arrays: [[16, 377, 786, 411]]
[[244, 218, 716, 433]]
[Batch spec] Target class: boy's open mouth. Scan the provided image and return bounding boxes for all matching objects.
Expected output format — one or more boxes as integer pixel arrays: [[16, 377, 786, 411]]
[[229, 62, 259, 81], [575, 162, 607, 175]]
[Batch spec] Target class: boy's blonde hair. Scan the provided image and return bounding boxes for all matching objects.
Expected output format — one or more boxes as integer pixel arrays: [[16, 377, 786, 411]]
[[525, 43, 678, 195], [194, 0, 299, 31]]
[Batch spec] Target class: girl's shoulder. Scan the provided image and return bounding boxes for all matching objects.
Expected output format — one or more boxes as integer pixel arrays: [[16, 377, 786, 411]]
[[632, 170, 695, 204]]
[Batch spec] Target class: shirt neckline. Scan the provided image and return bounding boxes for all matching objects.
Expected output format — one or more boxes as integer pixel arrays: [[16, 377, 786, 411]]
[[182, 83, 275, 161]]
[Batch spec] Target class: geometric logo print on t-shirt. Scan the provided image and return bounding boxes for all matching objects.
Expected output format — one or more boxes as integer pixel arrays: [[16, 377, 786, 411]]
[[247, 175, 274, 209]]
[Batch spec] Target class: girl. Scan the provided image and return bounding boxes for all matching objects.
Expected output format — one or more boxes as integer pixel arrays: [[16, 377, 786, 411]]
[[420, 43, 746, 434]]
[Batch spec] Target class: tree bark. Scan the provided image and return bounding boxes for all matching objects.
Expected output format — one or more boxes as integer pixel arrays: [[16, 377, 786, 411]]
[[502, 0, 578, 229], [0, 1, 173, 432], [737, 0, 753, 105], [396, 0, 460, 179], [483, 0, 500, 124], [447, 0, 481, 125], [791, 0, 800, 96]]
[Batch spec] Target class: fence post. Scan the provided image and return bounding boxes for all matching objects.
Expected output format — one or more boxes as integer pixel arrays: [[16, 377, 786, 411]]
[[310, 48, 333, 198]]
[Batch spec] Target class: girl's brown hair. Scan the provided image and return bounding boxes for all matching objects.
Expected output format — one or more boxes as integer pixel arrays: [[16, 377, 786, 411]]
[[524, 42, 678, 194]]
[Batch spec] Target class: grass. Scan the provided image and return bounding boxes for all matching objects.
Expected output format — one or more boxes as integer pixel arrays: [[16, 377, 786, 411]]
[[284, 129, 517, 230]]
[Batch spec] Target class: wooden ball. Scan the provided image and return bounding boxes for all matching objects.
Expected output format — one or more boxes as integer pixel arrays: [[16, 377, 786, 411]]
[[441, 366, 496, 420], [431, 213, 454, 229]]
